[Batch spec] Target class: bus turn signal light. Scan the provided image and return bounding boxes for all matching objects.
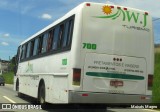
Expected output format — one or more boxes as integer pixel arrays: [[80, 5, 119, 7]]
[[73, 68, 81, 86], [82, 94, 88, 96], [148, 74, 153, 90], [86, 3, 91, 6]]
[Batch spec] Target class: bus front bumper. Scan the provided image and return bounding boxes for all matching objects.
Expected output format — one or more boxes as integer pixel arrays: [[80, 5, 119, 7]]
[[68, 91, 152, 104]]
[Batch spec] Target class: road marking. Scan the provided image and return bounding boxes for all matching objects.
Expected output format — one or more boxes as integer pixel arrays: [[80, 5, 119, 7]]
[[143, 109, 160, 112], [3, 96, 16, 103]]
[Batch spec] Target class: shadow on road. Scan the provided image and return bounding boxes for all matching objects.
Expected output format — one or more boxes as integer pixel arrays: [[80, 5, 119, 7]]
[[15, 93, 108, 112]]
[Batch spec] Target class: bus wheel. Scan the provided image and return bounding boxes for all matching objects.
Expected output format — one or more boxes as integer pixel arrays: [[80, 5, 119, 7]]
[[16, 79, 19, 91], [38, 84, 45, 107], [16, 79, 22, 97]]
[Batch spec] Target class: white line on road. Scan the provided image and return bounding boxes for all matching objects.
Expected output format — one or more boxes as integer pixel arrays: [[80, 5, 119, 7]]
[[143, 109, 160, 112], [3, 96, 16, 103]]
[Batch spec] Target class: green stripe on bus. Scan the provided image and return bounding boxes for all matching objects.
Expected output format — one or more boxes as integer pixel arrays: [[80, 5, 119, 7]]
[[86, 72, 144, 80]]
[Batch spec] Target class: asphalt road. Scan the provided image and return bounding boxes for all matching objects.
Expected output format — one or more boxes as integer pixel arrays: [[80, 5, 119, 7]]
[[0, 84, 159, 112]]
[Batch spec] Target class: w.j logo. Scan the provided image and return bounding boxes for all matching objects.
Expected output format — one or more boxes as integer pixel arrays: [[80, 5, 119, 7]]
[[95, 5, 148, 27]]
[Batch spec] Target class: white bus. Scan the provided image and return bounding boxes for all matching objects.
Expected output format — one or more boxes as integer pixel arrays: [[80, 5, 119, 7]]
[[14, 2, 154, 107]]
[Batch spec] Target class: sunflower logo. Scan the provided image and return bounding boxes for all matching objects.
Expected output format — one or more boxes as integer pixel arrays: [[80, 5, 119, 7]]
[[102, 5, 112, 15], [96, 5, 124, 20]]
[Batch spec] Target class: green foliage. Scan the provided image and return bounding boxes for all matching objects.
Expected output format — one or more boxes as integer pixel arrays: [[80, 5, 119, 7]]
[[153, 52, 160, 103], [2, 72, 14, 84], [9, 56, 16, 71]]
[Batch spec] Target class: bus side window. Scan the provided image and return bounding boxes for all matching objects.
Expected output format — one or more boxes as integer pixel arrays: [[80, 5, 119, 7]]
[[67, 19, 74, 47], [21, 44, 26, 60], [20, 46, 23, 60], [30, 40, 35, 57], [52, 26, 60, 50], [38, 36, 43, 54], [16, 46, 21, 63], [42, 33, 49, 53], [47, 30, 54, 52], [62, 21, 69, 48], [15, 46, 21, 74], [58, 24, 64, 48], [26, 42, 31, 58], [33, 38, 39, 56]]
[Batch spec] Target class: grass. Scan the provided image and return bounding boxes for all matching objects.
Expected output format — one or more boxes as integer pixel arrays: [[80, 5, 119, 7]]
[[2, 71, 14, 84], [153, 52, 160, 103], [155, 47, 160, 53]]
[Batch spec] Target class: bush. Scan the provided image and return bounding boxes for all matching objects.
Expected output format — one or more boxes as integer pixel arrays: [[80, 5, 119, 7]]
[[2, 72, 14, 84]]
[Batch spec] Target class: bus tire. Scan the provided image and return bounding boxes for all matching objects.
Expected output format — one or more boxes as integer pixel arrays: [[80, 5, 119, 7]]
[[16, 79, 23, 97], [38, 83, 46, 108], [16, 79, 19, 91]]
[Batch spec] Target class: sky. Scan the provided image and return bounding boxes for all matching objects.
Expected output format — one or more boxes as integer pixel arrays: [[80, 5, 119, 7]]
[[0, 0, 160, 60]]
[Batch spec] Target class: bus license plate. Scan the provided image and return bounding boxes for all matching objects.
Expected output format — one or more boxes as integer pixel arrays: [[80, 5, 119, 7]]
[[110, 80, 123, 87]]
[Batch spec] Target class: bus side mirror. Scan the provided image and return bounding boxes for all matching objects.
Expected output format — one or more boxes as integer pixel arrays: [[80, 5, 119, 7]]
[[14, 55, 18, 76], [14, 65, 17, 76]]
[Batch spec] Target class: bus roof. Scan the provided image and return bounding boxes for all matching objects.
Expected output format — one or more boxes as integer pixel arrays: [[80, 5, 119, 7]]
[[20, 2, 149, 45]]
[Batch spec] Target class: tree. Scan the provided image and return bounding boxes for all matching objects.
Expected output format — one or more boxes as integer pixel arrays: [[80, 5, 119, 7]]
[[9, 55, 16, 72]]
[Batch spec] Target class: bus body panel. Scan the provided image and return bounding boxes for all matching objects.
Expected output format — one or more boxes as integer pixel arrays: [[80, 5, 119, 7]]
[[80, 3, 153, 98], [83, 53, 146, 94], [68, 91, 151, 103], [17, 51, 71, 103], [14, 3, 84, 103], [14, 2, 154, 104]]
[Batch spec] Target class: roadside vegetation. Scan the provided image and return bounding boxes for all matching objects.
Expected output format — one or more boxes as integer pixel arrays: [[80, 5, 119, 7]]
[[2, 71, 14, 84], [153, 47, 160, 103], [2, 56, 15, 84]]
